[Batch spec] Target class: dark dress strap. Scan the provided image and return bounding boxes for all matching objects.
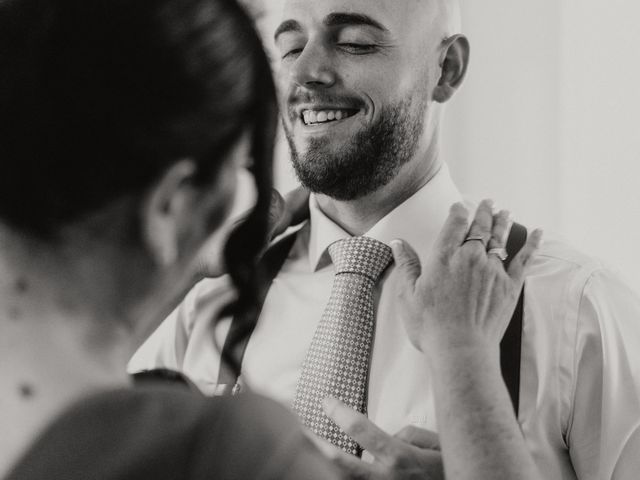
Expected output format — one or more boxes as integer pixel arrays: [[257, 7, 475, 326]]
[[132, 368, 202, 394]]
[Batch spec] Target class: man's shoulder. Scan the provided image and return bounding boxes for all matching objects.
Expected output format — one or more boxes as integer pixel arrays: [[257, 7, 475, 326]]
[[190, 223, 312, 295], [174, 275, 237, 332], [171, 224, 311, 335], [526, 235, 608, 297], [190, 275, 236, 306], [523, 235, 635, 324], [531, 235, 605, 278]]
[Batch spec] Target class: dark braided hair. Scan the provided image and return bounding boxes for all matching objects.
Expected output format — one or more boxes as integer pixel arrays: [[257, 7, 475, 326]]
[[0, 0, 277, 376]]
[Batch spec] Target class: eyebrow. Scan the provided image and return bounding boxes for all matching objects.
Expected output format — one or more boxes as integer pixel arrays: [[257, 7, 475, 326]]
[[274, 12, 389, 42], [323, 12, 388, 33], [274, 19, 302, 41]]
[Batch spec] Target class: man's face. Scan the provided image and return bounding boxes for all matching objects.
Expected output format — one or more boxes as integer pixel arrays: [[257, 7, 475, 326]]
[[275, 0, 446, 200]]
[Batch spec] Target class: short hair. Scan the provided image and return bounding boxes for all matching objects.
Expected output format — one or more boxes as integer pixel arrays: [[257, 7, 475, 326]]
[[0, 0, 276, 240]]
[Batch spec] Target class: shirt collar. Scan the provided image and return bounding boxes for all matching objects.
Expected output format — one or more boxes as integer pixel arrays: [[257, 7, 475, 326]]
[[307, 164, 464, 271]]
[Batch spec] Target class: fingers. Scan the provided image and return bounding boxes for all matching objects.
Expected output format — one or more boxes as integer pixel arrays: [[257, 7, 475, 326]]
[[267, 189, 288, 239], [393, 425, 441, 451], [508, 229, 544, 282], [302, 429, 339, 458], [305, 433, 377, 479], [390, 239, 421, 292], [433, 202, 471, 259], [306, 433, 378, 480], [486, 209, 512, 267], [284, 186, 310, 225], [267, 187, 310, 240], [325, 447, 378, 480], [464, 199, 494, 249], [323, 397, 398, 463], [487, 209, 512, 250]]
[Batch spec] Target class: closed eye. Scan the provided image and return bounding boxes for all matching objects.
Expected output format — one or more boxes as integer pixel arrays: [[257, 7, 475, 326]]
[[282, 48, 303, 60], [337, 43, 379, 55]]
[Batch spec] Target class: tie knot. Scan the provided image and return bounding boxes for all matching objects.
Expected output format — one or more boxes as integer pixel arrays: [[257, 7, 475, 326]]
[[328, 237, 393, 281]]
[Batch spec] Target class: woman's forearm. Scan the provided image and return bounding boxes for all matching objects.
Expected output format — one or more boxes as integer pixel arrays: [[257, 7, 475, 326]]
[[390, 201, 543, 479], [429, 343, 539, 480]]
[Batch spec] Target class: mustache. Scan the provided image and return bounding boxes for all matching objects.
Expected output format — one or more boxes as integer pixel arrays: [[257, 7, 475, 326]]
[[286, 90, 364, 110]]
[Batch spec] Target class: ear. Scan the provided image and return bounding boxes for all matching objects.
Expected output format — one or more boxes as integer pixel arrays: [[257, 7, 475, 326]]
[[142, 159, 198, 267], [433, 34, 470, 104]]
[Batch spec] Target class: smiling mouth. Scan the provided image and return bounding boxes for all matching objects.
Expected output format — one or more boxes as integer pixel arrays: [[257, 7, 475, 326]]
[[300, 108, 360, 126]]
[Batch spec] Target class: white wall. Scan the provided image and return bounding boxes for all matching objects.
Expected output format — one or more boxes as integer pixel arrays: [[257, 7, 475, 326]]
[[443, 1, 563, 230], [559, 0, 640, 292], [443, 0, 640, 291], [261, 0, 640, 292]]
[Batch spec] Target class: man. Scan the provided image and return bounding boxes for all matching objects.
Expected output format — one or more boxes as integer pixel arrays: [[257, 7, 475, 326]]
[[132, 1, 640, 478]]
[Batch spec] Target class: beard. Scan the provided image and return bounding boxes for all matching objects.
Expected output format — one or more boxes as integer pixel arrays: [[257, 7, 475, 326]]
[[284, 94, 427, 201]]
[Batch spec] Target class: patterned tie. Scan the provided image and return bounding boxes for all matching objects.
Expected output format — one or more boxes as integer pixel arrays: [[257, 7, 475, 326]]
[[293, 236, 393, 455]]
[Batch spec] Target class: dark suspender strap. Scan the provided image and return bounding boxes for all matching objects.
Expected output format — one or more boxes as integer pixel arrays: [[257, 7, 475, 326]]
[[216, 230, 300, 393], [217, 220, 528, 411], [500, 222, 527, 415], [131, 233, 299, 396]]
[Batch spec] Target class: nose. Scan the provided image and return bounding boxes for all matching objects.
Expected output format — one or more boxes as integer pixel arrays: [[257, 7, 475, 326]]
[[289, 41, 336, 89]]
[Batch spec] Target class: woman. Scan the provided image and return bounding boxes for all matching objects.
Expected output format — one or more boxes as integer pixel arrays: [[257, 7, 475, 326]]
[[0, 0, 339, 478], [0, 1, 543, 479]]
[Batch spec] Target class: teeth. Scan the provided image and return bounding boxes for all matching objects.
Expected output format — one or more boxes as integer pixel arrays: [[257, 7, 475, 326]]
[[302, 109, 355, 125]]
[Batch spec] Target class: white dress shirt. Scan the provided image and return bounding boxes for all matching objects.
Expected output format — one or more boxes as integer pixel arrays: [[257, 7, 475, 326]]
[[130, 165, 640, 479]]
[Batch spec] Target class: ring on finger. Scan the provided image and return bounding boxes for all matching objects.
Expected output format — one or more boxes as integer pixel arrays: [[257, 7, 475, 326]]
[[487, 247, 508, 261], [463, 234, 487, 248], [487, 235, 506, 251]]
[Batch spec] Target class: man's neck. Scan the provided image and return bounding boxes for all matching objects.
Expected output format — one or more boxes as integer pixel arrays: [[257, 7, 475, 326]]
[[315, 156, 443, 236]]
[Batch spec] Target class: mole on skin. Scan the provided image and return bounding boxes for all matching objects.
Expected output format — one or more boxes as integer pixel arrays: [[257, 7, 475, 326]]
[[14, 278, 28, 294], [19, 383, 35, 400]]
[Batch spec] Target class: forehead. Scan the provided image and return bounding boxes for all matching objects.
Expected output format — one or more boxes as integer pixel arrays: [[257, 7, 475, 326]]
[[279, 0, 428, 33]]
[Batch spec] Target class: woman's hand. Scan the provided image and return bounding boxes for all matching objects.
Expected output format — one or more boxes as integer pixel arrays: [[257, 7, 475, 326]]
[[193, 187, 309, 280], [389, 200, 543, 480], [390, 200, 543, 357], [316, 398, 444, 480]]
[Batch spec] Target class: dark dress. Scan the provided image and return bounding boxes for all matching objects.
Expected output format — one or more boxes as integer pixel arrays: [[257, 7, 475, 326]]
[[6, 386, 342, 479]]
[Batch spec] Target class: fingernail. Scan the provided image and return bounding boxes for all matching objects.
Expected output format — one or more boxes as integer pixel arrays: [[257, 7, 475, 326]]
[[390, 239, 404, 254]]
